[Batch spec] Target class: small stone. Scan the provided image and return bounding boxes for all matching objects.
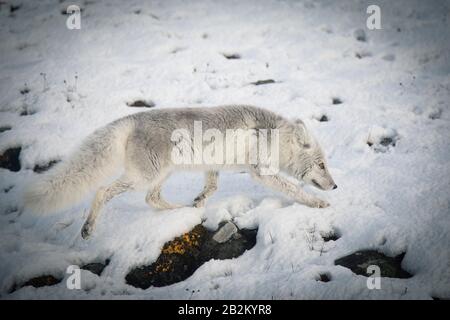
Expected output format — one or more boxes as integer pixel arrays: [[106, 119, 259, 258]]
[[213, 221, 238, 243]]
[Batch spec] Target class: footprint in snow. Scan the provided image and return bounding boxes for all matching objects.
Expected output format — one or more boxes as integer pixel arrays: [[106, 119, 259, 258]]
[[367, 127, 399, 152]]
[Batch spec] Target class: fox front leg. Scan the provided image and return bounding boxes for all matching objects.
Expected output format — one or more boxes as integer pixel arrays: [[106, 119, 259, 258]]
[[249, 168, 329, 208], [295, 187, 330, 208]]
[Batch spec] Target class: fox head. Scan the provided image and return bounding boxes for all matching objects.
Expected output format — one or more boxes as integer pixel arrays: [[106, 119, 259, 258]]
[[283, 119, 337, 191]]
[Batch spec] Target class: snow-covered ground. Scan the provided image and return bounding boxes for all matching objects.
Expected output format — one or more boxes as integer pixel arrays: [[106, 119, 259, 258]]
[[1, 0, 449, 299]]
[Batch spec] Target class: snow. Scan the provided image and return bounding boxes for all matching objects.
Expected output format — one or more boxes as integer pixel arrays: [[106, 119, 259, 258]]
[[1, 0, 449, 299]]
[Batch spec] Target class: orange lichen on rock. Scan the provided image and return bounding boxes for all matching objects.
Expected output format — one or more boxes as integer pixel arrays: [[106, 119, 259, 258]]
[[155, 260, 173, 273], [125, 224, 257, 289], [161, 226, 204, 255]]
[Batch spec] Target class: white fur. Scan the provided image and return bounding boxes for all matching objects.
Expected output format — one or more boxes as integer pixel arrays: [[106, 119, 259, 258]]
[[23, 105, 336, 239], [24, 118, 134, 214]]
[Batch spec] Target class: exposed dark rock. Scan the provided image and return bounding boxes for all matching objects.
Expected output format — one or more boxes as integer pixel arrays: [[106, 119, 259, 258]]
[[321, 230, 340, 242], [0, 147, 21, 172], [319, 115, 329, 122], [81, 259, 110, 276], [11, 275, 62, 293], [125, 223, 257, 289], [251, 79, 276, 86], [317, 273, 331, 282], [0, 126, 12, 133], [223, 53, 241, 59], [9, 260, 110, 293], [33, 160, 60, 173], [126, 100, 155, 108], [24, 275, 61, 287], [332, 97, 342, 105], [335, 250, 412, 278]]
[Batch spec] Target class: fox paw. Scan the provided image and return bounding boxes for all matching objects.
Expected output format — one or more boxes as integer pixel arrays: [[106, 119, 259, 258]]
[[310, 199, 330, 208]]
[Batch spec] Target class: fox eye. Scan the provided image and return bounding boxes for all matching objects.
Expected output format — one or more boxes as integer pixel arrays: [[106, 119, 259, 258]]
[[318, 163, 325, 170]]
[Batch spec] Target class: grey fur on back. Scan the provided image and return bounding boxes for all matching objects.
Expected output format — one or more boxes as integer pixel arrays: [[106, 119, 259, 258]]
[[129, 105, 286, 136]]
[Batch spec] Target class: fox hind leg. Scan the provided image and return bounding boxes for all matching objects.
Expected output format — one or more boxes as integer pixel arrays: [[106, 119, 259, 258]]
[[81, 178, 133, 239], [145, 182, 183, 210], [193, 171, 218, 208], [145, 172, 184, 210]]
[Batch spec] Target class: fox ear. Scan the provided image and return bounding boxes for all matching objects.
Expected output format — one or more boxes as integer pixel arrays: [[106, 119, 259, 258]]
[[293, 119, 311, 148]]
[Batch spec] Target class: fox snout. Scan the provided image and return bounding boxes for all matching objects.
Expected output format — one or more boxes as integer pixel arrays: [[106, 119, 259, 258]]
[[323, 175, 337, 191], [309, 172, 337, 191], [313, 179, 337, 191]]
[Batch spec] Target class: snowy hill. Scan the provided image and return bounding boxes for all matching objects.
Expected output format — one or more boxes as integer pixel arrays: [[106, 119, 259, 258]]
[[0, 0, 449, 299]]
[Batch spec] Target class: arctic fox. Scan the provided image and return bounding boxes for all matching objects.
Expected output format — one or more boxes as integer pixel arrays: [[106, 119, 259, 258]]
[[24, 105, 337, 239]]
